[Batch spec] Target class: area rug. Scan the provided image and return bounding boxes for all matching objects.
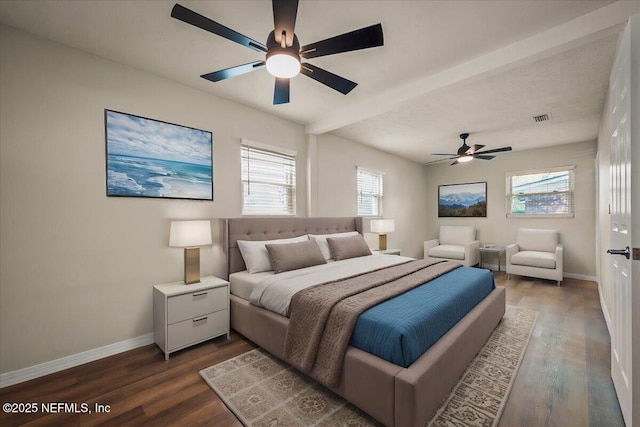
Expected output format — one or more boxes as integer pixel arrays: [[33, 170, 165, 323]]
[[200, 305, 537, 427]]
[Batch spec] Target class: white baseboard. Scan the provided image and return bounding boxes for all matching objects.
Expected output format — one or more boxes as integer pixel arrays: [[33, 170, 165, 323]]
[[0, 333, 154, 389], [563, 272, 597, 282], [480, 264, 596, 282], [598, 282, 612, 335]]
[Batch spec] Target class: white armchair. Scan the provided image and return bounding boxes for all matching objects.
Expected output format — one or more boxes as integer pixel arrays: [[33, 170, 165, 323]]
[[506, 228, 563, 286], [424, 225, 480, 267]]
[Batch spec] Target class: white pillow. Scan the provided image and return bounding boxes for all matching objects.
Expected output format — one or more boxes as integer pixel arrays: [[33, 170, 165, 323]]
[[237, 235, 309, 273], [308, 231, 359, 260]]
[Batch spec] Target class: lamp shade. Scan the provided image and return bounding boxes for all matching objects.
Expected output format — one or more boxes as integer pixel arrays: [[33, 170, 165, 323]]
[[169, 220, 212, 247], [370, 219, 395, 234]]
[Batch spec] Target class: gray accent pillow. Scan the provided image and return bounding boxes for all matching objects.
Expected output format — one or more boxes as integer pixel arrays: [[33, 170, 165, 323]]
[[327, 235, 372, 261], [309, 231, 359, 260], [266, 240, 327, 274], [237, 235, 308, 273]]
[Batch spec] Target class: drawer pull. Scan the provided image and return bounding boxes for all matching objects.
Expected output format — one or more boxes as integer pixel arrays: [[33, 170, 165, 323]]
[[192, 292, 208, 297], [193, 316, 208, 323]]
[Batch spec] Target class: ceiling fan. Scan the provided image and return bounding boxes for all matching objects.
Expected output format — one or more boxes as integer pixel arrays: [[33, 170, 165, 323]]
[[171, 1, 384, 105], [427, 133, 513, 166]]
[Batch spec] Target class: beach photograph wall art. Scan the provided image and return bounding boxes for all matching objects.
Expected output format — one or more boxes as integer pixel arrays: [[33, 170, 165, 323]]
[[105, 110, 213, 200], [438, 181, 487, 217]]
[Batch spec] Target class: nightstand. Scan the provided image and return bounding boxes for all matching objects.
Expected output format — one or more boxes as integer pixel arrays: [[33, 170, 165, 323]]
[[372, 248, 401, 256], [153, 276, 229, 360]]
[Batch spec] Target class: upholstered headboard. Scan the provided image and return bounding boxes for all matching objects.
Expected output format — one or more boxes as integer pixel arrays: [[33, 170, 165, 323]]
[[225, 217, 364, 277]]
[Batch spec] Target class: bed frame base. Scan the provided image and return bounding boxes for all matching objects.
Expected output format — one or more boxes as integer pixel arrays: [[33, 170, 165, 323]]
[[225, 217, 506, 427], [231, 287, 505, 427]]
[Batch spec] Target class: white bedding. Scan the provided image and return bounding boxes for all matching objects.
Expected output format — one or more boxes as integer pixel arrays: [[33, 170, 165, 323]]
[[229, 270, 274, 300], [249, 254, 413, 316]]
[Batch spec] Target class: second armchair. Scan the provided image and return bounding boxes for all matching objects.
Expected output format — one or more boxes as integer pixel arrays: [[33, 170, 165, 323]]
[[506, 228, 563, 286], [424, 225, 480, 267]]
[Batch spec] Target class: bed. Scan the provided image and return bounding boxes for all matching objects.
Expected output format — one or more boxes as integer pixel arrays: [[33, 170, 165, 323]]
[[224, 217, 506, 427]]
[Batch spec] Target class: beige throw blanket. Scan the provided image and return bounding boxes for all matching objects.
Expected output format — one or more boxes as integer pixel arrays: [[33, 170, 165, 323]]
[[284, 259, 460, 386]]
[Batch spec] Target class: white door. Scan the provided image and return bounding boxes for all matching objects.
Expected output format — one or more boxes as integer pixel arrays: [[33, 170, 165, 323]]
[[608, 16, 639, 427]]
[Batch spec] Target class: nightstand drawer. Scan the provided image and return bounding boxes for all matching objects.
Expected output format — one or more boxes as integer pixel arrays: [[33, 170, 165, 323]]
[[168, 286, 227, 324], [167, 309, 228, 351]]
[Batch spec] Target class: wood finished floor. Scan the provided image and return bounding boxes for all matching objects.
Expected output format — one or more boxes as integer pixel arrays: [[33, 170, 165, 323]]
[[0, 273, 624, 427]]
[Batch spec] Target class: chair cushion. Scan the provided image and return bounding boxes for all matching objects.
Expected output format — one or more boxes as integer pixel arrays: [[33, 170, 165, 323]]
[[517, 229, 559, 253], [511, 251, 556, 269], [428, 244, 465, 260], [439, 225, 475, 246]]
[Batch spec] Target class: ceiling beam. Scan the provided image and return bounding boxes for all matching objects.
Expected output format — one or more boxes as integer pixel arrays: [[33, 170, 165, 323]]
[[306, 1, 640, 135]]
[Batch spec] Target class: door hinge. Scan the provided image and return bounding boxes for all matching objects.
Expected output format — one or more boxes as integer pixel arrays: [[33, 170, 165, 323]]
[[634, 248, 640, 261]]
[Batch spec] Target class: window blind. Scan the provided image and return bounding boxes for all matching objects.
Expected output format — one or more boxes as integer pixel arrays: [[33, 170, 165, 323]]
[[506, 166, 575, 217], [357, 167, 383, 216], [241, 145, 296, 215]]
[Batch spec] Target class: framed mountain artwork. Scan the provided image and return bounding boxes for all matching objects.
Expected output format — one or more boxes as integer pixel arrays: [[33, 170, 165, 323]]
[[438, 182, 487, 217]]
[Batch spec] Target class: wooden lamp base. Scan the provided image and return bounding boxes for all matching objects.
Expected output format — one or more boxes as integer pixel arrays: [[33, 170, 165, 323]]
[[184, 247, 200, 284], [378, 234, 387, 251]]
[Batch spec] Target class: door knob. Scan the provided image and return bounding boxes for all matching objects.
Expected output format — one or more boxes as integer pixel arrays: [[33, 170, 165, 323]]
[[607, 246, 630, 259]]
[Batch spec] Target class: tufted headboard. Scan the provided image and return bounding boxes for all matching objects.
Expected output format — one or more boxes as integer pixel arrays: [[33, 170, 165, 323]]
[[225, 217, 364, 278]]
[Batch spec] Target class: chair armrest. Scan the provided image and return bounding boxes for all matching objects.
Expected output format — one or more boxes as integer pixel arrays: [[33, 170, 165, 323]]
[[465, 240, 481, 266], [555, 244, 563, 272], [506, 243, 519, 267], [424, 239, 439, 259]]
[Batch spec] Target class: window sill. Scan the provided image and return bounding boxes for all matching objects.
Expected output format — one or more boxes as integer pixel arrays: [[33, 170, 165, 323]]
[[507, 214, 574, 219]]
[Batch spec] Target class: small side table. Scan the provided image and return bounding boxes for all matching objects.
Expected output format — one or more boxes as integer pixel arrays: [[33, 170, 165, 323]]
[[479, 246, 506, 272]]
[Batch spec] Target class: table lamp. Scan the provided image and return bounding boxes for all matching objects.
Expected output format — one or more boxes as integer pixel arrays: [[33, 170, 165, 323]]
[[169, 220, 212, 284], [370, 219, 395, 251]]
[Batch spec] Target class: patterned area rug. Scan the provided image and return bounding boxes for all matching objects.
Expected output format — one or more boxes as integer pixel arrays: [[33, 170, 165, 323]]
[[200, 305, 537, 427]]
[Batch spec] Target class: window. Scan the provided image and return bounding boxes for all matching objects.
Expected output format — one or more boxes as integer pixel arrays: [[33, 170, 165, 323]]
[[357, 167, 383, 216], [241, 144, 296, 215], [506, 166, 575, 218]]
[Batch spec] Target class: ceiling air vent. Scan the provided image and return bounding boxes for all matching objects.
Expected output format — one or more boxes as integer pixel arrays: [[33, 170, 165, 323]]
[[533, 113, 551, 122]]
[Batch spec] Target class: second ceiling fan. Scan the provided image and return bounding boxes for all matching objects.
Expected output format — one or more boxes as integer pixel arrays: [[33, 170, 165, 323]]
[[428, 133, 513, 166], [171, 0, 384, 105]]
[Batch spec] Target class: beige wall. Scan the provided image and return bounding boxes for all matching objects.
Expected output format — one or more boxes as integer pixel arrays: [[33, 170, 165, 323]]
[[0, 21, 603, 378], [310, 133, 429, 259], [0, 25, 311, 374], [0, 25, 430, 375], [424, 140, 597, 277]]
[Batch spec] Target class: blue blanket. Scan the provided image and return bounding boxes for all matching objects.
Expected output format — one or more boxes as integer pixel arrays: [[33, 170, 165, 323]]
[[349, 266, 495, 367]]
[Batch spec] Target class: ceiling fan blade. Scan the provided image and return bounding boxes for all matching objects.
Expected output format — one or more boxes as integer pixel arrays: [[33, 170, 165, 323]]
[[300, 63, 357, 94], [172, 4, 267, 53], [450, 160, 459, 166], [468, 144, 485, 154], [300, 23, 383, 59], [273, 77, 290, 105], [432, 153, 457, 156], [474, 155, 496, 160], [425, 156, 458, 165], [201, 61, 265, 82], [272, 0, 299, 47], [473, 146, 513, 155]]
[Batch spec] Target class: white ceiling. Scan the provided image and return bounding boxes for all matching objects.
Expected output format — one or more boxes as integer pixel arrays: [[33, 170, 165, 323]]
[[2, 0, 639, 164]]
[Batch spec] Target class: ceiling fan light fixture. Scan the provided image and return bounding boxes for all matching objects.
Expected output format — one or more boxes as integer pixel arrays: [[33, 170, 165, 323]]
[[266, 50, 301, 78], [428, 132, 512, 166], [172, 4, 384, 104]]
